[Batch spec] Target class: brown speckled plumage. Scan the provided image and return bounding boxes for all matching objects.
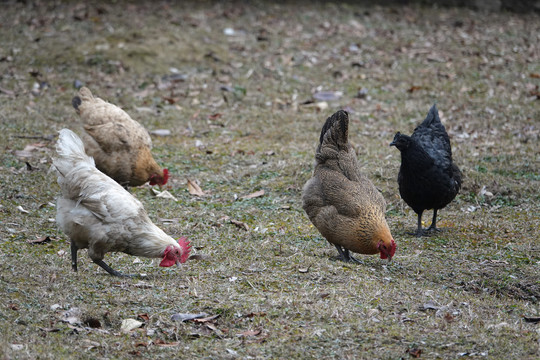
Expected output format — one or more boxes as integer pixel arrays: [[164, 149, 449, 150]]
[[302, 110, 396, 262]]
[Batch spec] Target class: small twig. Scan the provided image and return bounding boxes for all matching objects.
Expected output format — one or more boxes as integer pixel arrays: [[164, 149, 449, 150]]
[[11, 134, 56, 141], [0, 87, 15, 96]]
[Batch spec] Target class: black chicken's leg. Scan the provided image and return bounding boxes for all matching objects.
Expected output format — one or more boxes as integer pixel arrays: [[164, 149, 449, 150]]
[[93, 259, 132, 277], [334, 244, 361, 263], [408, 211, 426, 237], [71, 240, 78, 272], [427, 209, 442, 233]]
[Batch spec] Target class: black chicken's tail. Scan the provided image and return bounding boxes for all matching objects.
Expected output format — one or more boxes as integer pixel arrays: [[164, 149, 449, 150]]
[[318, 110, 349, 152], [418, 103, 441, 128]]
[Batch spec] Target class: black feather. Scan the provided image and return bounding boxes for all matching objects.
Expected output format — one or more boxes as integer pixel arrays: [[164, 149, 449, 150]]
[[390, 105, 462, 236], [72, 96, 82, 112]]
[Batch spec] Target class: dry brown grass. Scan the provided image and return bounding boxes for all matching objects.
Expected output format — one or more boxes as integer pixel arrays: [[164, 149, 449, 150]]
[[0, 1, 539, 359]]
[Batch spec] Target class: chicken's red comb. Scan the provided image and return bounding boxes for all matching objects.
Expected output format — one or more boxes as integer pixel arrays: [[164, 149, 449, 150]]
[[177, 236, 191, 263], [162, 168, 169, 185]]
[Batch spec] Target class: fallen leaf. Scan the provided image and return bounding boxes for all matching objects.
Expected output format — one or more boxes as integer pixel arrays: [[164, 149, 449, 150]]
[[243, 312, 266, 318], [420, 301, 439, 311], [241, 190, 265, 199], [171, 313, 209, 322], [151, 188, 178, 201], [187, 179, 205, 196], [407, 85, 423, 93], [60, 307, 82, 325], [17, 206, 29, 214], [81, 339, 101, 349], [205, 323, 224, 337], [150, 129, 171, 136], [230, 219, 249, 231], [298, 267, 309, 273], [133, 282, 153, 289], [188, 254, 211, 261], [27, 236, 52, 244], [313, 91, 342, 101], [530, 73, 540, 79], [237, 329, 261, 337], [153, 339, 180, 347], [8, 303, 19, 311], [208, 113, 222, 120], [121, 319, 143, 333], [137, 313, 150, 322], [193, 314, 220, 323], [14, 142, 49, 158], [523, 316, 540, 323], [39, 327, 60, 333], [407, 348, 422, 358], [134, 342, 148, 348], [300, 101, 328, 111]]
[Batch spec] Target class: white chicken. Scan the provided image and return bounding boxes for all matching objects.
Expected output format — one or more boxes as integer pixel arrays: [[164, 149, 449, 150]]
[[53, 129, 190, 277]]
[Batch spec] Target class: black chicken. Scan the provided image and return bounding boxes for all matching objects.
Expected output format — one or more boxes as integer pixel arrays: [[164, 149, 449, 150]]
[[390, 104, 462, 236]]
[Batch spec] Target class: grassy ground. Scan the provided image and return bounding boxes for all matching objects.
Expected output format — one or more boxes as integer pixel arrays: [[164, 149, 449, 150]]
[[1, 1, 539, 359]]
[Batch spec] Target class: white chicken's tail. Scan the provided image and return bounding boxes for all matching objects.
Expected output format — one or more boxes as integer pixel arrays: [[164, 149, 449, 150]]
[[53, 129, 95, 175]]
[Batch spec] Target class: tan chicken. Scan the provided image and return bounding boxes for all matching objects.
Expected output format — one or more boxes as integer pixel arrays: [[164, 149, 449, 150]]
[[302, 110, 396, 262], [53, 129, 190, 277], [72, 87, 168, 187]]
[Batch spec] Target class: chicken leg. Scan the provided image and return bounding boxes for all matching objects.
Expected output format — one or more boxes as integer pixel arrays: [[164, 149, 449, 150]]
[[71, 239, 130, 277], [93, 259, 131, 277], [334, 244, 361, 264], [427, 209, 442, 233], [409, 212, 426, 237], [71, 240, 78, 272]]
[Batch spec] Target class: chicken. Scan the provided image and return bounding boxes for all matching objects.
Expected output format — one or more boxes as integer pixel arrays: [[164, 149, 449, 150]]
[[302, 110, 396, 262], [53, 129, 190, 277], [390, 104, 462, 236], [72, 87, 168, 187]]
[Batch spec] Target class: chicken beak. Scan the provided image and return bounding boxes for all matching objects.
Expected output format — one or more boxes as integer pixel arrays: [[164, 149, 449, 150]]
[[175, 260, 182, 268], [389, 139, 396, 146]]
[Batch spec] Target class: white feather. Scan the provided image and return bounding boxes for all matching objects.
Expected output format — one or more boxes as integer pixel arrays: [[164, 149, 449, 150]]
[[53, 129, 181, 264]]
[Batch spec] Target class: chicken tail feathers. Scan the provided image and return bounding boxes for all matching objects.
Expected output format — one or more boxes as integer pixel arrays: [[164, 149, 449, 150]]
[[318, 110, 349, 150], [72, 96, 82, 113], [72, 87, 95, 114], [54, 129, 95, 174], [416, 103, 443, 130]]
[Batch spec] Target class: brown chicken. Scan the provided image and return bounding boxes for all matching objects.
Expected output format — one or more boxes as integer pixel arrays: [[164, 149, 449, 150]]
[[302, 110, 396, 262], [72, 87, 168, 187]]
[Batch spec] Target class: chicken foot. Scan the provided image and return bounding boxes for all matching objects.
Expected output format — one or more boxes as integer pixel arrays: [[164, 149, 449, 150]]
[[334, 244, 361, 263], [411, 211, 442, 237], [93, 259, 133, 277]]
